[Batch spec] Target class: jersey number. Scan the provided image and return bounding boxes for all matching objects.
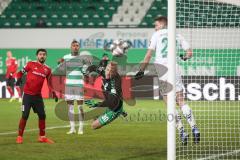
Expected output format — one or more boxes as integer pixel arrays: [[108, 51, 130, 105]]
[[161, 37, 168, 58]]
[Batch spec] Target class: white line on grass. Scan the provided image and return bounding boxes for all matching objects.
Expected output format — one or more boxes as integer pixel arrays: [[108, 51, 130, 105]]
[[0, 124, 90, 136], [197, 149, 240, 160]]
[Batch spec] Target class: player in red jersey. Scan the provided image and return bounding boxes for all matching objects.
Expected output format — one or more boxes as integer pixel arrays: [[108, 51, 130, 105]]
[[16, 49, 58, 144], [5, 51, 22, 102]]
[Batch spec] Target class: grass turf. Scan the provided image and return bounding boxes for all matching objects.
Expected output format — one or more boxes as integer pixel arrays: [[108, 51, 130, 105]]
[[1, 99, 240, 160], [0, 99, 167, 160]]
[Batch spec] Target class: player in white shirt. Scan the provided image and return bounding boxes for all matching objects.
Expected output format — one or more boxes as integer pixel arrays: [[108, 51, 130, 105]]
[[135, 16, 200, 145], [58, 40, 86, 135]]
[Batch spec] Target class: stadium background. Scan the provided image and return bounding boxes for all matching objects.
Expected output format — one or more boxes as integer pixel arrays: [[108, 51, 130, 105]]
[[0, 0, 239, 160]]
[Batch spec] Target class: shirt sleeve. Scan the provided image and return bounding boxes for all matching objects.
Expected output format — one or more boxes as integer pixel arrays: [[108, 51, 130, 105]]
[[148, 32, 158, 50], [177, 34, 191, 51], [47, 68, 52, 79], [23, 62, 31, 73], [46, 68, 53, 92], [17, 62, 31, 78]]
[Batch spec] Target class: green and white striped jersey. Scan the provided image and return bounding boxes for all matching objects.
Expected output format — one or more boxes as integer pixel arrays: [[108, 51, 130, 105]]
[[63, 53, 88, 87]]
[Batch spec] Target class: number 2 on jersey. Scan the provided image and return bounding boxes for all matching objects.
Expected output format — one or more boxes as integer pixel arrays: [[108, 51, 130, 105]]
[[161, 37, 168, 58]]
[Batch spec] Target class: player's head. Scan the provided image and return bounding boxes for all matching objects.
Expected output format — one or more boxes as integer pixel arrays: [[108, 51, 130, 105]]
[[154, 16, 168, 31], [71, 39, 80, 55], [6, 51, 12, 58], [105, 61, 118, 78], [36, 48, 47, 64]]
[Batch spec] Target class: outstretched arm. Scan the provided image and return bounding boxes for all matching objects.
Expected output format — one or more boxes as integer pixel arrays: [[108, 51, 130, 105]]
[[47, 72, 58, 102], [135, 49, 153, 80], [16, 62, 31, 85], [140, 49, 153, 71]]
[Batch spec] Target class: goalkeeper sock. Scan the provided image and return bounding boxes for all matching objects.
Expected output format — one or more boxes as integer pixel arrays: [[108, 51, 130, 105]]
[[78, 105, 84, 132], [181, 104, 196, 129], [175, 110, 184, 132], [68, 105, 75, 130], [39, 119, 45, 136], [18, 118, 27, 137]]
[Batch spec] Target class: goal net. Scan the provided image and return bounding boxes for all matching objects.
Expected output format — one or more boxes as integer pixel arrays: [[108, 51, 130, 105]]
[[175, 0, 240, 159]]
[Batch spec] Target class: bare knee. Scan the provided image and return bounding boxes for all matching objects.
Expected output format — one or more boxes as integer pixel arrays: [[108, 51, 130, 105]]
[[91, 120, 102, 130]]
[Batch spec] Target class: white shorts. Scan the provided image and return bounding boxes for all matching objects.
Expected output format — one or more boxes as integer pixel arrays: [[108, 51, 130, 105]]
[[154, 63, 185, 95], [64, 86, 84, 101]]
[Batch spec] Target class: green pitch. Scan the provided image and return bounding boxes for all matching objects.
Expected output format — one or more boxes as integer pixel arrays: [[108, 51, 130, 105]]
[[1, 99, 240, 160], [0, 99, 167, 160]]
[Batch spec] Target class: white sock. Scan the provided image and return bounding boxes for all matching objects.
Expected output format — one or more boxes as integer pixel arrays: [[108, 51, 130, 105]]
[[68, 104, 75, 130], [181, 104, 196, 129], [78, 105, 84, 131], [175, 110, 184, 133]]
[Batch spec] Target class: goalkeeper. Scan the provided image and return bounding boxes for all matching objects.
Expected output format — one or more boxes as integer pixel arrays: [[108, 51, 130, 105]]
[[86, 61, 125, 129], [135, 16, 200, 145]]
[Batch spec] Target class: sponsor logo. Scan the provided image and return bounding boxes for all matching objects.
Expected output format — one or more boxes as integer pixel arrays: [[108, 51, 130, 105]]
[[32, 71, 46, 78], [186, 77, 239, 101]]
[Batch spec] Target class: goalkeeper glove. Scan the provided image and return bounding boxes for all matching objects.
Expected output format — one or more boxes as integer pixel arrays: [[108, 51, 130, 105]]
[[85, 99, 99, 108], [16, 78, 22, 86], [52, 92, 58, 102], [121, 111, 128, 117], [135, 70, 144, 80]]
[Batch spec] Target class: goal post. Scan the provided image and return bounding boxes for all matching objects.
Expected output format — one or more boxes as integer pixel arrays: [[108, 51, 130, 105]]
[[167, 0, 176, 160], [175, 0, 240, 160]]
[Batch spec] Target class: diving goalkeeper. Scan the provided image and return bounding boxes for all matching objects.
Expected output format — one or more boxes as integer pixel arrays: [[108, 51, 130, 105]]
[[86, 61, 125, 129]]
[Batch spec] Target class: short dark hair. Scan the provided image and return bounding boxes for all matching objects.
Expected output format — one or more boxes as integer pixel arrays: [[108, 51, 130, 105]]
[[71, 39, 79, 45], [155, 16, 168, 25], [36, 48, 47, 55]]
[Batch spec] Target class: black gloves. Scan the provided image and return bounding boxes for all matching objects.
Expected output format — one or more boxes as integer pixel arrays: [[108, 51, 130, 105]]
[[135, 70, 144, 80], [85, 99, 99, 108]]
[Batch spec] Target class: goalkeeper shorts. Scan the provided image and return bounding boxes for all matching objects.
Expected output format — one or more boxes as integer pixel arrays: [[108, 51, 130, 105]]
[[98, 106, 123, 126]]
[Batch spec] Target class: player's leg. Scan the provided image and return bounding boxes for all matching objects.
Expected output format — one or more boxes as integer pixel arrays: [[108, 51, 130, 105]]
[[91, 107, 123, 130], [77, 100, 84, 135], [163, 95, 188, 145], [156, 62, 187, 141], [66, 100, 76, 134], [33, 95, 54, 144], [15, 79, 22, 102], [176, 91, 200, 143], [16, 93, 31, 144], [65, 86, 76, 134], [6, 77, 15, 102]]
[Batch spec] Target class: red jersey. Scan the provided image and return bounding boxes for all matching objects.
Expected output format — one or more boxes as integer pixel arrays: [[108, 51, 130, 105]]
[[17, 61, 51, 96], [6, 58, 18, 78]]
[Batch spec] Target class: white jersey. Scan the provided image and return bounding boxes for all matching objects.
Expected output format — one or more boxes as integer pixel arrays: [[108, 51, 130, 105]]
[[148, 29, 190, 65]]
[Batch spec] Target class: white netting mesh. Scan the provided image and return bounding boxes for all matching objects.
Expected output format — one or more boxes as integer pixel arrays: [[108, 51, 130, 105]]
[[176, 0, 240, 159]]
